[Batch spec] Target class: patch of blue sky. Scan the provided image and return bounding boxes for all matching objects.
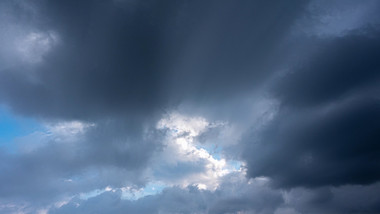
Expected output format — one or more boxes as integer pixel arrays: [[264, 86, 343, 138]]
[[121, 182, 167, 200], [195, 143, 223, 160], [228, 160, 242, 171], [0, 105, 44, 150], [80, 182, 167, 201], [140, 182, 166, 196]]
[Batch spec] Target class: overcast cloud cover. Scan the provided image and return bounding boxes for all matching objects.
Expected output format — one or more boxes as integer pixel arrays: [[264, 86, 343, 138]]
[[0, 0, 380, 213]]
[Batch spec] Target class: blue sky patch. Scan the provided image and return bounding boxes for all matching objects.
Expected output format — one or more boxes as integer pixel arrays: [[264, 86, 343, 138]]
[[0, 106, 42, 149]]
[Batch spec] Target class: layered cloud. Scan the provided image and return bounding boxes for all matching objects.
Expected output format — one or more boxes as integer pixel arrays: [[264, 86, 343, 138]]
[[0, 0, 379, 213]]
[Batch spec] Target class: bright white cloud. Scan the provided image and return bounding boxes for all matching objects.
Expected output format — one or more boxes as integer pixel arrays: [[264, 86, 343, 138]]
[[154, 112, 243, 190]]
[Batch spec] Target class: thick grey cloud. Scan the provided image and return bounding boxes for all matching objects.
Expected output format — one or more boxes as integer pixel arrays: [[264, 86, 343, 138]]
[[284, 182, 380, 214], [243, 97, 380, 188], [0, 0, 307, 120], [0, 0, 380, 213], [274, 30, 380, 107], [0, 0, 308, 208], [242, 29, 380, 188]]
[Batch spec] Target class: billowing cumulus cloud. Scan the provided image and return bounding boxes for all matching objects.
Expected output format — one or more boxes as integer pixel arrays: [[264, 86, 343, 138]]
[[0, 0, 379, 213]]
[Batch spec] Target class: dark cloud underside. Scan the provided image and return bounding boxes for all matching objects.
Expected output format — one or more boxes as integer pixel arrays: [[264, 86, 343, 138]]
[[0, 0, 379, 213], [243, 30, 380, 188]]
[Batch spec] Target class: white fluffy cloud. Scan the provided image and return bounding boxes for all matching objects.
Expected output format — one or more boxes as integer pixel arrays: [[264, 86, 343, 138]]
[[154, 112, 242, 190]]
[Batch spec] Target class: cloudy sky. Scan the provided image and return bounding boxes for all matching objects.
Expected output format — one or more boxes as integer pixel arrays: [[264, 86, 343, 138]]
[[0, 0, 380, 213]]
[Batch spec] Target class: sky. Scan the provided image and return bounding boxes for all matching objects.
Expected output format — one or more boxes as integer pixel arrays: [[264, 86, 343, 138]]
[[0, 0, 379, 213]]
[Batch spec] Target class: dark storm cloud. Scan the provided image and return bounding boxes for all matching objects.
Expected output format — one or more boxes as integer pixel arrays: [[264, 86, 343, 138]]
[[0, 0, 308, 206], [244, 97, 380, 188], [0, 0, 307, 120], [285, 182, 380, 214], [242, 29, 380, 188], [1, 0, 380, 213], [274, 30, 380, 107]]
